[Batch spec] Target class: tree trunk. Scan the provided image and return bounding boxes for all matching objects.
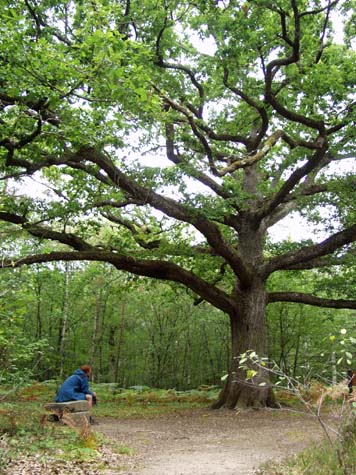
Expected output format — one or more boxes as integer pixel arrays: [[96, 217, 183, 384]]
[[201, 321, 218, 384], [98, 294, 108, 383], [292, 308, 303, 379], [89, 290, 100, 380], [278, 306, 290, 375], [114, 302, 126, 384], [34, 275, 42, 340], [212, 279, 277, 409], [59, 262, 70, 379]]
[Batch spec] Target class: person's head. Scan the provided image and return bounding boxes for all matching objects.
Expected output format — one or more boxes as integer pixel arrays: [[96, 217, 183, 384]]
[[80, 364, 92, 376]]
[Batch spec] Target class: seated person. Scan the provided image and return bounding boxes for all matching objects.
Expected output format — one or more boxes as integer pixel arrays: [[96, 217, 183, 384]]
[[56, 365, 97, 408]]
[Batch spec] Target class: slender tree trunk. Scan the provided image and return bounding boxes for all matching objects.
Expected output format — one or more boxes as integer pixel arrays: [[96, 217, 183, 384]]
[[89, 290, 101, 380], [33, 274, 43, 376], [98, 296, 108, 382], [108, 325, 117, 378], [212, 279, 277, 409], [292, 308, 303, 379], [35, 277, 42, 340], [183, 323, 192, 387], [59, 262, 70, 379], [278, 307, 290, 375], [114, 302, 126, 384], [201, 321, 218, 383]]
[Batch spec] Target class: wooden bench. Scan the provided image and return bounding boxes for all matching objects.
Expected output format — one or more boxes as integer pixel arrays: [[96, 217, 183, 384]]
[[45, 400, 90, 427]]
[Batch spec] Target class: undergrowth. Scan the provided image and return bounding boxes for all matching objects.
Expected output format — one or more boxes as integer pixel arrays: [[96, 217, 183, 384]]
[[0, 381, 218, 471], [257, 389, 356, 475], [0, 400, 102, 473], [92, 384, 220, 418], [257, 430, 356, 475], [2, 381, 354, 474]]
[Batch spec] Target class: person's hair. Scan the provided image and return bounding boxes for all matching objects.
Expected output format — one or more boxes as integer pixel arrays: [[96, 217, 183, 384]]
[[80, 365, 92, 375]]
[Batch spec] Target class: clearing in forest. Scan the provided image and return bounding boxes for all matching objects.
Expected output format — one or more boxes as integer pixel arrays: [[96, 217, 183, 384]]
[[97, 408, 327, 475]]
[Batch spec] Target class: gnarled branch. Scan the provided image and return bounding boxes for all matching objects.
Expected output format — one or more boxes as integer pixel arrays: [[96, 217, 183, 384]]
[[268, 291, 356, 309], [263, 224, 356, 275], [0, 251, 237, 315]]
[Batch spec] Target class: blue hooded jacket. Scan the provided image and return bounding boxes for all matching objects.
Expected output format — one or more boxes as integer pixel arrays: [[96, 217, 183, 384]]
[[55, 368, 93, 402]]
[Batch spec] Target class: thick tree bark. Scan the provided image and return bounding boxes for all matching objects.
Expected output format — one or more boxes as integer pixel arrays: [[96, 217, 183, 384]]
[[212, 279, 277, 409]]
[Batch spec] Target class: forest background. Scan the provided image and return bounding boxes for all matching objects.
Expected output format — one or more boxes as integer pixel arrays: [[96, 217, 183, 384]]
[[1, 258, 355, 391]]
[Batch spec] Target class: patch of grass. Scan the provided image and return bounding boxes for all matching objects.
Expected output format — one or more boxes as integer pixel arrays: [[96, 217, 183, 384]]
[[116, 445, 135, 455], [91, 384, 220, 417], [95, 399, 207, 418], [258, 420, 356, 475], [0, 396, 100, 466], [18, 382, 56, 401], [88, 384, 221, 418], [0, 381, 219, 467]]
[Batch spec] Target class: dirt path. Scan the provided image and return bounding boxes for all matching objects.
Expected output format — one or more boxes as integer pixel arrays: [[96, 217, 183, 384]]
[[97, 408, 329, 475]]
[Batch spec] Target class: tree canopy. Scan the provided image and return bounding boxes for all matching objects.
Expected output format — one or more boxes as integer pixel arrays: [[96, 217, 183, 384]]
[[1, 0, 355, 408]]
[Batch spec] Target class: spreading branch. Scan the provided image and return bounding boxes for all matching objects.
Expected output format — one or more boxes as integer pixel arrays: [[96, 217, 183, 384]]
[[0, 144, 252, 284], [263, 224, 356, 275], [258, 142, 328, 221], [276, 250, 356, 271], [0, 251, 236, 315], [80, 147, 252, 283], [268, 292, 356, 309]]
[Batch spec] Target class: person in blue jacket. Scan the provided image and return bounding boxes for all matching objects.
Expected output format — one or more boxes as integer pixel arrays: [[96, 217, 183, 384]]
[[55, 365, 97, 408]]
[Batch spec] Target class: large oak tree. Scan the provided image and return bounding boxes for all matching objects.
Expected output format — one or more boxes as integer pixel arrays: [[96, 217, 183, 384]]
[[1, 0, 355, 408]]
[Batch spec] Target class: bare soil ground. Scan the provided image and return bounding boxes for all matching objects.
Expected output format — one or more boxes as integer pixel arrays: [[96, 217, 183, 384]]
[[97, 407, 329, 475]]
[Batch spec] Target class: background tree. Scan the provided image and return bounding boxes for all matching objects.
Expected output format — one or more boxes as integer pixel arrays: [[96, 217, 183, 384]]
[[0, 266, 49, 385], [0, 0, 355, 408]]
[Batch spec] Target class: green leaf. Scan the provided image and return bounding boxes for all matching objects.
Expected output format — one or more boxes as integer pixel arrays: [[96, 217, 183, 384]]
[[246, 370, 257, 379]]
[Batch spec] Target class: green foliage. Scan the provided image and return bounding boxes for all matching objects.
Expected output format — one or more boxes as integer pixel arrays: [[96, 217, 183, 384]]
[[81, 383, 220, 419], [238, 350, 356, 475], [258, 432, 356, 475], [1, 0, 355, 244], [115, 445, 135, 455], [0, 261, 230, 389], [0, 399, 98, 468], [0, 381, 218, 470], [0, 270, 50, 386], [267, 269, 356, 382], [1, 256, 354, 392]]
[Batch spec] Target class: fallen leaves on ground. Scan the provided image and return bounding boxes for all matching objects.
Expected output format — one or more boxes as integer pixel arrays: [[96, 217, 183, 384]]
[[1, 438, 139, 475]]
